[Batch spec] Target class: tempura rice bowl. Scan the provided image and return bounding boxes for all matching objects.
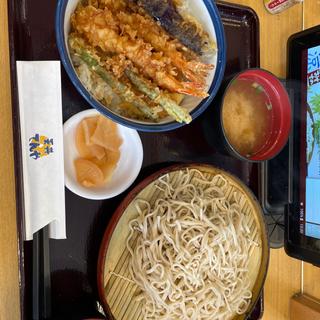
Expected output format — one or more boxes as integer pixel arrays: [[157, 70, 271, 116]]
[[56, 0, 226, 131]]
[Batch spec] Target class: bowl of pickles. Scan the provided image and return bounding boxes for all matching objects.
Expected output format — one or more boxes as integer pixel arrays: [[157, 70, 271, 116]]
[[63, 109, 143, 200]]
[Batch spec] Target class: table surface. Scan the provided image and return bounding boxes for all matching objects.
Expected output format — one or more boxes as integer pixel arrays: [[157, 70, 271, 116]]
[[0, 0, 320, 319]]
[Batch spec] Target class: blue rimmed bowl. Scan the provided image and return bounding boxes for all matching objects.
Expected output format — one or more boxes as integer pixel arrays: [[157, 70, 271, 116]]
[[56, 0, 226, 132]]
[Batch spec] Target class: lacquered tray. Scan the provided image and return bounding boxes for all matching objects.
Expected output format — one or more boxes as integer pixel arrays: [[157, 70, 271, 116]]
[[7, 1, 261, 319]]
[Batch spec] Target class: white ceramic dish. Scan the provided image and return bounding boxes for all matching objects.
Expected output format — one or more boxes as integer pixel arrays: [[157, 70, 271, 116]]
[[63, 109, 143, 200]]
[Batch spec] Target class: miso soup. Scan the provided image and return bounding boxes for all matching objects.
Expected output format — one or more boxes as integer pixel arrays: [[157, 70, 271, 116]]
[[222, 79, 273, 158]]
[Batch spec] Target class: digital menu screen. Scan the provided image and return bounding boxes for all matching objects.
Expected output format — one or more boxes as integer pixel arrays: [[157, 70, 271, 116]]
[[300, 45, 320, 239]]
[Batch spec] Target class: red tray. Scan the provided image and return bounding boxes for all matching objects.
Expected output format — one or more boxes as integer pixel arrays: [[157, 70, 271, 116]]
[[7, 1, 262, 319]]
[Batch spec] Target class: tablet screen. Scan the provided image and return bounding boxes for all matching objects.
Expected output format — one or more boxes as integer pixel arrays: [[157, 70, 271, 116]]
[[300, 45, 320, 239]]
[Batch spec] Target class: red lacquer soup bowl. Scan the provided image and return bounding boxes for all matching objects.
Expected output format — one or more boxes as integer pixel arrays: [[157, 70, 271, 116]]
[[221, 68, 292, 162]]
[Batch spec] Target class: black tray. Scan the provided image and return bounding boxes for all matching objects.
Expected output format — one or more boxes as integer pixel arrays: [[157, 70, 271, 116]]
[[7, 1, 262, 319]]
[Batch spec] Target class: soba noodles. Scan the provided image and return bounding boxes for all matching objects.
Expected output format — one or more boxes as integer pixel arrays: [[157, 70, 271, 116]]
[[125, 169, 260, 320]]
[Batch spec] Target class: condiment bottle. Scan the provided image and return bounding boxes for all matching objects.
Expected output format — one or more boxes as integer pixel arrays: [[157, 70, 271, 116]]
[[264, 0, 303, 14]]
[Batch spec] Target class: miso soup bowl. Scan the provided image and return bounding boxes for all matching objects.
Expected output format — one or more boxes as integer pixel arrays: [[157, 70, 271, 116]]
[[55, 0, 226, 132], [219, 69, 292, 162]]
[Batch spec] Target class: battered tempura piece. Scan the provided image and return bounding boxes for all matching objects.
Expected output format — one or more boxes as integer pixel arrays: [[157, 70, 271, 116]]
[[70, 34, 192, 123], [97, 0, 127, 10], [125, 70, 192, 123], [130, 0, 209, 55], [116, 11, 213, 85], [71, 5, 208, 97], [69, 35, 160, 121]]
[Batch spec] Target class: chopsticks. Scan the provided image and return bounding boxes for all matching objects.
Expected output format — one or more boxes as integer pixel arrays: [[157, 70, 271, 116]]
[[32, 225, 51, 319]]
